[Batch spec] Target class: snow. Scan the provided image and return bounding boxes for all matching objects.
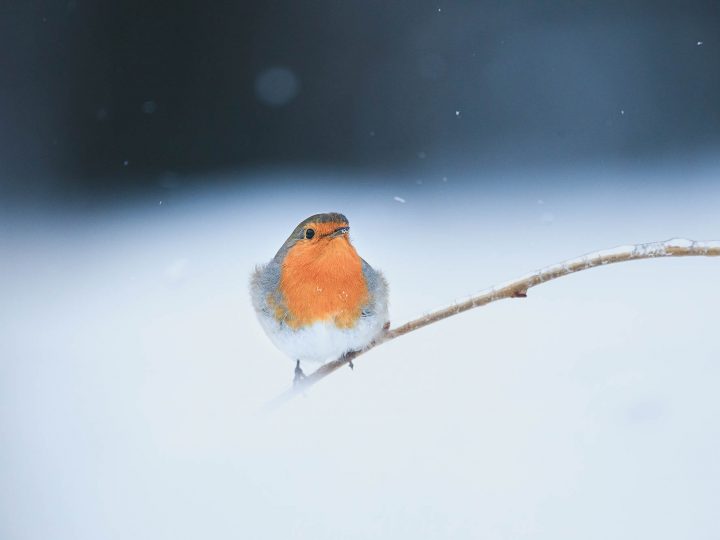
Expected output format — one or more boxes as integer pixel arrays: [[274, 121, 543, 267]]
[[2, 164, 720, 539], [665, 238, 694, 248]]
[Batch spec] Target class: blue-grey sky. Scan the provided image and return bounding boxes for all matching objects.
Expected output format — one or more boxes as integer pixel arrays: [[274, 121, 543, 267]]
[[1, 0, 718, 199]]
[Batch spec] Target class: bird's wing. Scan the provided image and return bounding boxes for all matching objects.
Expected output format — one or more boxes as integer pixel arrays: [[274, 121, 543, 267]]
[[250, 261, 287, 321], [360, 259, 389, 319]]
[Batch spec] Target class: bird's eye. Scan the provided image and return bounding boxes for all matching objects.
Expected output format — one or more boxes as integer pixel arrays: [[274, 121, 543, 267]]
[[305, 228, 315, 239]]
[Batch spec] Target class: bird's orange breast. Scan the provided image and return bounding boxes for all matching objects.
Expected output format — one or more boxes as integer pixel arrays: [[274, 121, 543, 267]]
[[278, 232, 368, 329]]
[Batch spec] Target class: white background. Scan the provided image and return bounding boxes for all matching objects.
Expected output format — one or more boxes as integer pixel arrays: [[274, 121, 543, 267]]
[[2, 160, 719, 539]]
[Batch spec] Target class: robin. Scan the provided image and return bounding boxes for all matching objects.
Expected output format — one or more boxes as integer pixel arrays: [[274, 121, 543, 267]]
[[251, 212, 389, 383]]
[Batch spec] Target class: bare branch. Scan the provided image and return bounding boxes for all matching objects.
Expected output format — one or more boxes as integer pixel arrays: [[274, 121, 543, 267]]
[[266, 238, 720, 407]]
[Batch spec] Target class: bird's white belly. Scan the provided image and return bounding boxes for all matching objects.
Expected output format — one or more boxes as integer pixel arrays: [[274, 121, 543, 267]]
[[257, 313, 385, 364]]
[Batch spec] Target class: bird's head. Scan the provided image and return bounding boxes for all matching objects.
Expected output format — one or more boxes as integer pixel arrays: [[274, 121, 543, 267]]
[[274, 213, 353, 262]]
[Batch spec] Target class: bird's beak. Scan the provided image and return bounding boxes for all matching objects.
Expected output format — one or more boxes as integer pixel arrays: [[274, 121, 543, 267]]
[[329, 226, 350, 238]]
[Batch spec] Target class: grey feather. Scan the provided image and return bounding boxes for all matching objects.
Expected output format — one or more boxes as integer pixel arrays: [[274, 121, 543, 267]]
[[361, 258, 389, 318]]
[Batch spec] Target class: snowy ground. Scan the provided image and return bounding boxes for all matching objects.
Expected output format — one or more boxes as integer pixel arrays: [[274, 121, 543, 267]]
[[2, 161, 720, 539]]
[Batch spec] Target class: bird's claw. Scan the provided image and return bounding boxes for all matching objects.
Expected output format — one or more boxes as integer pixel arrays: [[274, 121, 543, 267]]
[[293, 360, 306, 385]]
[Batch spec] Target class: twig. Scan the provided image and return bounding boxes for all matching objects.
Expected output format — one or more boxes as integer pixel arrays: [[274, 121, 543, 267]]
[[266, 238, 720, 407]]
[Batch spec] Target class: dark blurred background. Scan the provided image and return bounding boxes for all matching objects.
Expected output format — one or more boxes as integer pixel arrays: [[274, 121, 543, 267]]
[[1, 0, 718, 199]]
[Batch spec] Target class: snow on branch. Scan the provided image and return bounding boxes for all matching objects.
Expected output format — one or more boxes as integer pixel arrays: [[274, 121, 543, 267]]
[[267, 238, 720, 407]]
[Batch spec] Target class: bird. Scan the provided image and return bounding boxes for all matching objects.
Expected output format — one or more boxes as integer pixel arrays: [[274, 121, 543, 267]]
[[251, 212, 389, 383]]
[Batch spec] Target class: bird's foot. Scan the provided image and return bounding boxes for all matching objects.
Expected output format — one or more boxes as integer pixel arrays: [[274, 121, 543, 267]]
[[293, 360, 306, 386], [348, 359, 354, 370]]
